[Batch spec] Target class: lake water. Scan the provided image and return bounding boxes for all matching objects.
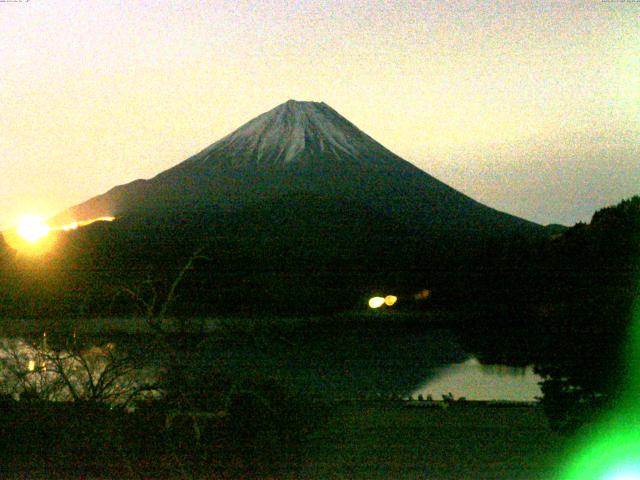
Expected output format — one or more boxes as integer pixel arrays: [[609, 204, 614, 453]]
[[1, 329, 543, 402], [411, 357, 543, 401]]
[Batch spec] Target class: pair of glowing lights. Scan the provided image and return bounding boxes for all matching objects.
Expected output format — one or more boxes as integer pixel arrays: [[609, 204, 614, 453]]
[[368, 295, 398, 309]]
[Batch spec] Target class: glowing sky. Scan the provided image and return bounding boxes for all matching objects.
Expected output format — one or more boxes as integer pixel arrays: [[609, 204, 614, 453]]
[[1, 1, 638, 230]]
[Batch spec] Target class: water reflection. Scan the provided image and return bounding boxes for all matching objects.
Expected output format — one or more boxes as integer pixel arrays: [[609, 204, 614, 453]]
[[412, 357, 542, 402], [1, 332, 543, 404]]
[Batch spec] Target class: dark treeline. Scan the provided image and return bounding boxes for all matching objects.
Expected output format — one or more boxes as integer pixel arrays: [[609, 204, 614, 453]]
[[455, 196, 640, 432], [0, 194, 495, 318]]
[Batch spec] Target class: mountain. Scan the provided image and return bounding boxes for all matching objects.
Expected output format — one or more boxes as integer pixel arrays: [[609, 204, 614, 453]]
[[35, 100, 551, 315], [55, 100, 540, 237]]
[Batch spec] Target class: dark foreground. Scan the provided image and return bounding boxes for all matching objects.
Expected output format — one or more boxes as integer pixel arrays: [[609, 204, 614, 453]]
[[283, 402, 563, 480], [2, 401, 564, 480]]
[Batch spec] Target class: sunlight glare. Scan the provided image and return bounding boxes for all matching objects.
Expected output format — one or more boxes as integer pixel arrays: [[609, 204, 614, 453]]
[[16, 215, 50, 243], [5, 214, 115, 254]]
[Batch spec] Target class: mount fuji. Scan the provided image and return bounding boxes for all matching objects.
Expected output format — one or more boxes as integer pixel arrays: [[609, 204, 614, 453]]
[[56, 100, 540, 237]]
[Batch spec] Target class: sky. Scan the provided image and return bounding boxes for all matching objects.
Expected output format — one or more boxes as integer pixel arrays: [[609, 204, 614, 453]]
[[1, 0, 638, 230]]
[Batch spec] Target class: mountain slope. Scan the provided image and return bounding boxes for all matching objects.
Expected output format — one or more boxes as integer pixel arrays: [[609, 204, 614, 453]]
[[55, 100, 540, 236]]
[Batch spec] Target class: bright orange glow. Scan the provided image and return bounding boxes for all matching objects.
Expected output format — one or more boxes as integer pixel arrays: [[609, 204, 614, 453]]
[[16, 215, 50, 243], [384, 295, 398, 306], [369, 297, 385, 309], [53, 216, 115, 232], [60, 221, 79, 231], [4, 215, 116, 254]]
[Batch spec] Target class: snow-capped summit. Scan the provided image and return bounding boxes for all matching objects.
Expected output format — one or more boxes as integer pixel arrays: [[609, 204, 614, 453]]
[[174, 99, 398, 170]]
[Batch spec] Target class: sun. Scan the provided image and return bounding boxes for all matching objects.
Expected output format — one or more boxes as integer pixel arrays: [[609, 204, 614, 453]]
[[16, 215, 51, 243]]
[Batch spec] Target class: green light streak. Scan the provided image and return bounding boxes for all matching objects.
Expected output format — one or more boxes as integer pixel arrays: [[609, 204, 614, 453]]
[[556, 287, 640, 479]]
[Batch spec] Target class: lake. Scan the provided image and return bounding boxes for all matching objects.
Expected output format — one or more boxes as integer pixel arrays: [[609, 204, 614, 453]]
[[0, 320, 543, 402], [412, 357, 542, 401]]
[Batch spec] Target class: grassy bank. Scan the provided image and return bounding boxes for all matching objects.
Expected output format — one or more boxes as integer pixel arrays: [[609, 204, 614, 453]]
[[284, 402, 564, 479], [0, 311, 450, 337]]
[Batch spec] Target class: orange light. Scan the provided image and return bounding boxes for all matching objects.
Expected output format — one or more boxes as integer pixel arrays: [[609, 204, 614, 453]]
[[384, 295, 398, 306], [414, 289, 431, 300], [3, 215, 115, 254], [4, 215, 56, 254]]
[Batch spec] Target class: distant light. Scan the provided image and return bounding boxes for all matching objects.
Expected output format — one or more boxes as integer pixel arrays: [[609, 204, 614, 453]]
[[27, 360, 35, 372], [369, 297, 385, 309], [414, 289, 431, 300], [384, 295, 398, 306]]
